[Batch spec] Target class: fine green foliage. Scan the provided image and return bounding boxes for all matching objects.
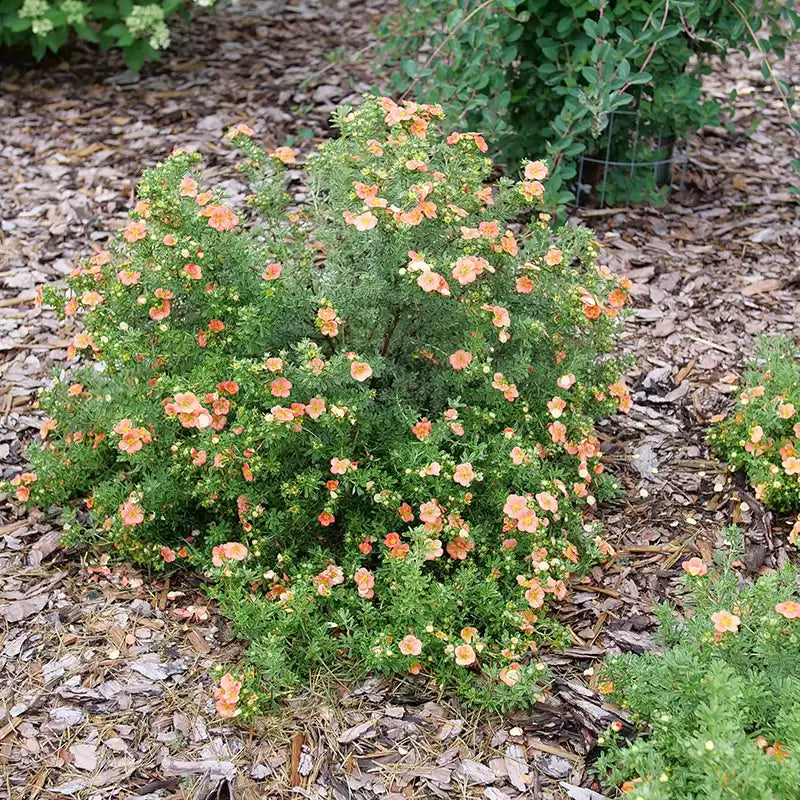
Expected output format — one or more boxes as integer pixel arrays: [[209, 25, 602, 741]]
[[595, 538, 800, 799], [708, 337, 800, 516], [380, 0, 799, 206], [7, 97, 632, 711], [0, 0, 224, 71]]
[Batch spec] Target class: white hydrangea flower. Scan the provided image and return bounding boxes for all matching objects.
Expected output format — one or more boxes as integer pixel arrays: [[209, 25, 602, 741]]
[[60, 0, 86, 25], [31, 16, 55, 34], [19, 0, 49, 18]]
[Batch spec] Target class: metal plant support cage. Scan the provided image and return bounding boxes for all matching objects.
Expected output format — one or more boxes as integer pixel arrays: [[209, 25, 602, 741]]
[[572, 99, 691, 209]]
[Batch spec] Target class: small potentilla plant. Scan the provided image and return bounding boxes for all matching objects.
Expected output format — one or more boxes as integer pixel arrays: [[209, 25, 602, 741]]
[[594, 534, 800, 799], [8, 96, 631, 710], [708, 337, 800, 528]]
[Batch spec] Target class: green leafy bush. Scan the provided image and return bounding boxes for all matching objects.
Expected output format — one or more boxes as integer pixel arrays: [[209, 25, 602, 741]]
[[380, 0, 799, 206], [0, 0, 224, 70], [708, 337, 800, 517], [8, 97, 632, 710], [595, 539, 800, 799]]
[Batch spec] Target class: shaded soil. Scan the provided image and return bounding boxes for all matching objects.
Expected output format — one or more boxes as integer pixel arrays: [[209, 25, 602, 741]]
[[1, 4, 799, 798]]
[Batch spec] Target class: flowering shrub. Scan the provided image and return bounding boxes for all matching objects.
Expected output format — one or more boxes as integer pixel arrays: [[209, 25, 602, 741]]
[[9, 97, 631, 709], [708, 337, 800, 518], [0, 0, 225, 70], [594, 537, 800, 799]]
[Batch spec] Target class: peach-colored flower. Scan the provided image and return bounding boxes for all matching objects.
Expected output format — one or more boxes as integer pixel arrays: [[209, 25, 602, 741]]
[[520, 180, 545, 201], [348, 210, 378, 231], [453, 462, 475, 487], [227, 123, 254, 139], [499, 663, 522, 687], [524, 160, 548, 180], [416, 270, 442, 293], [161, 547, 177, 563], [222, 542, 248, 561], [682, 557, 708, 577], [204, 205, 239, 232], [305, 397, 326, 419], [536, 491, 558, 513], [460, 626, 478, 643], [179, 176, 198, 196], [123, 220, 147, 243], [775, 601, 800, 619], [183, 263, 202, 280], [525, 581, 545, 608], [516, 509, 539, 533], [117, 269, 141, 286], [120, 499, 144, 527], [547, 397, 566, 418], [516, 276, 533, 294], [354, 567, 375, 599], [330, 457, 351, 475], [557, 374, 576, 390], [399, 635, 422, 656], [503, 494, 528, 520], [350, 361, 373, 382], [262, 262, 282, 280], [171, 392, 203, 415], [269, 146, 296, 164], [454, 644, 476, 666], [544, 249, 563, 266], [449, 350, 473, 370], [270, 377, 292, 398], [783, 456, 800, 476], [711, 609, 740, 634]]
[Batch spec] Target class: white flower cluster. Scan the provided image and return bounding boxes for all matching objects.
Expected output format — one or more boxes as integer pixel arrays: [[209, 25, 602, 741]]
[[17, 0, 224, 47], [125, 3, 170, 50]]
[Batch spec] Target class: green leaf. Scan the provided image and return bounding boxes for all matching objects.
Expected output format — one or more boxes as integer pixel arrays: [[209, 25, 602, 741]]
[[123, 38, 147, 72], [446, 7, 463, 29]]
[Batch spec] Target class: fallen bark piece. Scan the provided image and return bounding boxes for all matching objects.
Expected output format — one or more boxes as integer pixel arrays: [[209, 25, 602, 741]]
[[454, 759, 495, 785], [161, 757, 236, 781]]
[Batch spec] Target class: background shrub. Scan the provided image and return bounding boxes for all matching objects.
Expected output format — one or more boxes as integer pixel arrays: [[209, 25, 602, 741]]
[[380, 0, 799, 206], [709, 337, 800, 515], [0, 0, 224, 70], [10, 97, 631, 708], [595, 537, 800, 799]]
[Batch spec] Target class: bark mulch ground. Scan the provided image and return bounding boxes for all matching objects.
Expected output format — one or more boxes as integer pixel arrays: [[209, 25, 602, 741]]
[[1, 4, 799, 798]]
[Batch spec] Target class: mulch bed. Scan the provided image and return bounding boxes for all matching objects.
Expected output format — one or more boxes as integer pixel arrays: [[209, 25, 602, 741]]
[[1, 4, 799, 797]]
